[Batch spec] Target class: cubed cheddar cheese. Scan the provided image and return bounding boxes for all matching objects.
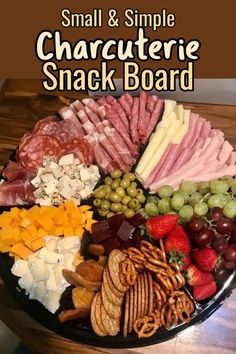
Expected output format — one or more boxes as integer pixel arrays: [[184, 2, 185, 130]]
[[69, 208, 82, 221], [64, 200, 76, 213], [12, 227, 21, 242], [31, 238, 45, 251], [37, 215, 53, 231], [21, 230, 32, 242], [74, 227, 84, 239], [9, 207, 20, 218], [63, 226, 74, 237], [20, 218, 31, 228], [10, 243, 32, 260], [19, 209, 28, 218], [53, 227, 64, 237], [37, 228, 48, 238], [0, 228, 14, 245], [84, 211, 93, 220], [70, 219, 81, 228], [85, 219, 97, 232], [26, 224, 38, 238], [0, 215, 12, 228], [78, 205, 91, 213]]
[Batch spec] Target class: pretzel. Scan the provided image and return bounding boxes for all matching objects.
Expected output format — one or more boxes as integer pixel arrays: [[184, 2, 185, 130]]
[[133, 312, 161, 338], [160, 302, 179, 328], [126, 247, 146, 272], [145, 258, 171, 275], [119, 258, 137, 287], [153, 281, 167, 310], [168, 291, 195, 323], [159, 239, 167, 264]]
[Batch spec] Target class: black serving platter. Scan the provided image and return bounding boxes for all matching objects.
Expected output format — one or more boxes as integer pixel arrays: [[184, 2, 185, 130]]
[[0, 148, 236, 348]]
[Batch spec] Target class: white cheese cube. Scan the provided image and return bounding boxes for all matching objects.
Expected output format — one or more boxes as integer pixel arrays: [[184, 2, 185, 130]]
[[59, 186, 74, 200], [18, 272, 34, 294], [57, 236, 81, 253], [52, 166, 63, 179], [45, 238, 59, 252], [41, 173, 55, 183], [38, 197, 52, 206], [79, 186, 92, 199], [32, 258, 49, 281], [74, 158, 80, 165], [54, 264, 67, 288], [29, 285, 47, 302], [69, 179, 84, 191], [46, 272, 58, 292], [80, 168, 91, 182], [11, 260, 30, 277], [31, 176, 41, 188], [42, 290, 61, 313], [49, 161, 59, 170], [59, 154, 74, 166], [43, 180, 57, 196], [38, 248, 62, 264]]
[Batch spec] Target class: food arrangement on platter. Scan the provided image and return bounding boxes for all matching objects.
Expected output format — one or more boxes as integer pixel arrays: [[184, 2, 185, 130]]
[[0, 91, 236, 345]]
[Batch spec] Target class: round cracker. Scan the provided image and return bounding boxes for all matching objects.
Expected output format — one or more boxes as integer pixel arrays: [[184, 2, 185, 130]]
[[137, 275, 141, 320], [101, 302, 120, 336], [108, 250, 128, 293], [103, 268, 124, 305], [90, 292, 107, 337], [101, 283, 122, 320], [95, 292, 108, 334], [133, 278, 138, 324], [147, 272, 154, 315], [143, 272, 149, 316], [123, 290, 130, 337], [140, 273, 145, 319], [128, 287, 134, 334]]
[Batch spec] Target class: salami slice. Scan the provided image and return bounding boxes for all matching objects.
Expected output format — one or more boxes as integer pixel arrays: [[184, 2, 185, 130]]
[[19, 135, 60, 172], [58, 138, 93, 164], [34, 116, 58, 132], [38, 120, 78, 144]]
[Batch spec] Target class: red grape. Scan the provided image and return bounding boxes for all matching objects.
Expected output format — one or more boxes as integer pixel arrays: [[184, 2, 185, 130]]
[[189, 217, 204, 231], [224, 244, 236, 262], [194, 228, 213, 248], [230, 229, 236, 244], [212, 239, 228, 254], [214, 267, 229, 281], [216, 218, 234, 234], [210, 207, 223, 222], [212, 230, 224, 241], [222, 260, 236, 270]]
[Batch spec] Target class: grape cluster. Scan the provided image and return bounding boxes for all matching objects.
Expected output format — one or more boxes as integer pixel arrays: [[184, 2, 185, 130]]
[[143, 178, 236, 222]]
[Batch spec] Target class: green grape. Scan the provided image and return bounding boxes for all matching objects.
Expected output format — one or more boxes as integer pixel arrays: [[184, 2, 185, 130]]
[[147, 196, 159, 204], [157, 185, 174, 198], [171, 194, 185, 211], [197, 181, 210, 194], [208, 194, 228, 209], [175, 191, 189, 203], [223, 200, 236, 218], [158, 198, 171, 214], [220, 176, 234, 188], [179, 205, 194, 221], [210, 180, 229, 194], [138, 208, 149, 219], [144, 202, 159, 216], [189, 192, 202, 207], [180, 181, 197, 195], [194, 202, 209, 216], [231, 183, 236, 195]]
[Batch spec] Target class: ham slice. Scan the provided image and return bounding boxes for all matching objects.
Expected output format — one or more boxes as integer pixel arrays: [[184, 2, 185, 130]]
[[185, 165, 236, 184], [85, 107, 104, 133], [147, 95, 158, 113], [130, 97, 140, 144], [71, 100, 85, 112], [106, 96, 129, 131], [218, 140, 233, 164], [118, 93, 133, 117], [2, 161, 34, 182], [82, 98, 100, 113], [59, 107, 85, 138]]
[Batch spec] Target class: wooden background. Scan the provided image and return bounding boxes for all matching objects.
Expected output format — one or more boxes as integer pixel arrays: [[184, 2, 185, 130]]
[[0, 80, 236, 354]]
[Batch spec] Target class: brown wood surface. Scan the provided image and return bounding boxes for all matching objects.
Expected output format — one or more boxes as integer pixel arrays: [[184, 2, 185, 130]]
[[0, 80, 236, 353]]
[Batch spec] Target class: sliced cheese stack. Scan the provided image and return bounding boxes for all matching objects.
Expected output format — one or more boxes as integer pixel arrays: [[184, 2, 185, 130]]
[[11, 236, 82, 313], [136, 100, 236, 191]]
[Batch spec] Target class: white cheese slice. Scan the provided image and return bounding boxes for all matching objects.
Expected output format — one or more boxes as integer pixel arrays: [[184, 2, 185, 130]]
[[38, 248, 62, 264], [29, 285, 47, 302], [45, 238, 59, 252], [59, 154, 74, 166], [42, 290, 61, 313], [31, 258, 49, 282], [18, 272, 34, 294], [57, 236, 81, 253], [11, 259, 30, 277], [54, 264, 67, 288], [46, 272, 58, 292], [161, 100, 176, 122], [175, 104, 184, 123]]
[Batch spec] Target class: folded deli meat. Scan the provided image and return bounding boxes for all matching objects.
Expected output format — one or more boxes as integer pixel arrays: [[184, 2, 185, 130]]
[[0, 92, 235, 206]]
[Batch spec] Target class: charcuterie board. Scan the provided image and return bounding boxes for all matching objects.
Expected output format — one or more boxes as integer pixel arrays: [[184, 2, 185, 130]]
[[0, 92, 236, 348]]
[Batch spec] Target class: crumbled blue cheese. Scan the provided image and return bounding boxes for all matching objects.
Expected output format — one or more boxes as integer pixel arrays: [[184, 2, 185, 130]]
[[32, 155, 100, 206]]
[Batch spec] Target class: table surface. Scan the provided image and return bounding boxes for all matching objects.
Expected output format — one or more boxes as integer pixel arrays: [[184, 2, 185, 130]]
[[0, 81, 236, 354]]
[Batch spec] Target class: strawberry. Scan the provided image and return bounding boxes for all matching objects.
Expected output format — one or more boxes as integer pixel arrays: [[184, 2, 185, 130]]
[[193, 281, 217, 301], [185, 264, 214, 286], [164, 225, 191, 255], [169, 251, 191, 271], [192, 248, 217, 271], [146, 214, 179, 240]]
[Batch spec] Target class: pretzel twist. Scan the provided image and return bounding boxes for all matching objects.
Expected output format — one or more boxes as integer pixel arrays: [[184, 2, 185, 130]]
[[119, 258, 137, 287], [133, 312, 161, 338]]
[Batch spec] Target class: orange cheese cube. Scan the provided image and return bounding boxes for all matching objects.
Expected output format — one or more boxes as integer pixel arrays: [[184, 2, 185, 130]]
[[19, 209, 28, 218], [70, 219, 81, 228], [37, 215, 53, 231], [27, 205, 40, 221], [64, 200, 76, 213], [69, 209, 82, 221], [0, 239, 11, 252], [63, 226, 74, 237], [84, 211, 93, 220], [20, 217, 31, 228], [10, 207, 20, 218], [37, 228, 48, 238], [0, 227, 14, 245], [53, 212, 68, 226], [21, 230, 32, 242], [26, 224, 38, 238], [74, 227, 84, 239], [78, 205, 91, 213], [0, 215, 12, 228], [12, 227, 21, 242], [53, 227, 64, 237], [85, 219, 97, 232], [31, 238, 45, 251], [10, 243, 32, 260]]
